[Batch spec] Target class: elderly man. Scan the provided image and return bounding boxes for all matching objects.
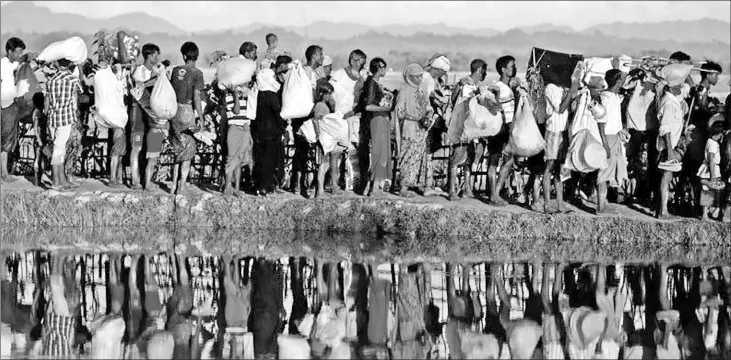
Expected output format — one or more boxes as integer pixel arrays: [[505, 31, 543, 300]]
[[418, 54, 451, 195]]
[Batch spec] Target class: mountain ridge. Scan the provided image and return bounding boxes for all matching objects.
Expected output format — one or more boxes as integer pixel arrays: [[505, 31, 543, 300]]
[[2, 1, 728, 44]]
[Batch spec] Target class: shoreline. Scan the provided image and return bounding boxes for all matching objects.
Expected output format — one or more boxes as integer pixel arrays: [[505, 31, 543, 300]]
[[2, 178, 729, 265]]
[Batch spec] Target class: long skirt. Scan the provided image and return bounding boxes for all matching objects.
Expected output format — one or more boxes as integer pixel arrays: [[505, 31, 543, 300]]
[[256, 140, 282, 192], [597, 134, 628, 187], [169, 104, 197, 163], [398, 130, 432, 189], [369, 115, 392, 184]]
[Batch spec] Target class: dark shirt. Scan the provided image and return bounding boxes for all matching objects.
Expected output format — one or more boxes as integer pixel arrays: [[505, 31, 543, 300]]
[[170, 65, 204, 105], [725, 93, 731, 131], [252, 90, 287, 141]]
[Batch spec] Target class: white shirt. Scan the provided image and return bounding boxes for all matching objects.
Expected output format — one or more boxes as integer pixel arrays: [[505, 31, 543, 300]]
[[303, 65, 319, 89], [545, 83, 568, 133], [1, 57, 19, 109], [657, 92, 685, 151], [420, 72, 437, 98], [132, 65, 153, 88], [493, 80, 515, 124], [597, 91, 623, 135], [331, 68, 358, 112], [626, 82, 656, 131]]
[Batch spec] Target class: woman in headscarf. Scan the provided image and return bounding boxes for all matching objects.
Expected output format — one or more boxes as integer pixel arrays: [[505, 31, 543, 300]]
[[251, 68, 287, 196], [394, 63, 435, 198], [361, 57, 393, 196]]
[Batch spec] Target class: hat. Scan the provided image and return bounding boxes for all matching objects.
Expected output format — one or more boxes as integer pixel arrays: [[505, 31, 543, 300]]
[[430, 55, 451, 72], [583, 141, 609, 170], [507, 320, 542, 359], [567, 307, 607, 350], [322, 55, 333, 67], [658, 159, 682, 172]]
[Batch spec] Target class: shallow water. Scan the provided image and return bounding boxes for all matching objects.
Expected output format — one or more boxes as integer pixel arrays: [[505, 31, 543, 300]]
[[1, 228, 729, 359]]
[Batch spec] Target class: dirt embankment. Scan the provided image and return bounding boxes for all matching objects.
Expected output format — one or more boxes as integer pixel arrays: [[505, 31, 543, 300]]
[[1, 188, 729, 264]]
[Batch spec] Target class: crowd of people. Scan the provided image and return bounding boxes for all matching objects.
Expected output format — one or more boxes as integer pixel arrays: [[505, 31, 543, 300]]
[[1, 252, 730, 359], [1, 34, 730, 221]]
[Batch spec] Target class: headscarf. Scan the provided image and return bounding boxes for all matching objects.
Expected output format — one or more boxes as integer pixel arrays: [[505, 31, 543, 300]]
[[256, 68, 281, 93], [428, 55, 451, 72], [322, 55, 333, 67], [396, 63, 426, 119]]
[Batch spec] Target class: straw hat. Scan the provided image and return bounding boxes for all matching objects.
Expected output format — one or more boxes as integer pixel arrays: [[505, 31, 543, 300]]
[[507, 319, 542, 359], [566, 307, 607, 350], [583, 142, 609, 170]]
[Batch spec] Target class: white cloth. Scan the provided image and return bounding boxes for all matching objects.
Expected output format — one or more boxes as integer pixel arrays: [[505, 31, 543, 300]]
[[626, 82, 656, 131], [1, 57, 20, 109], [322, 56, 333, 67], [430, 56, 451, 72], [132, 65, 153, 88], [420, 72, 437, 99], [330, 68, 358, 112], [303, 65, 319, 88], [597, 91, 623, 135], [697, 138, 721, 179], [657, 93, 685, 151], [255, 69, 281, 93], [494, 80, 515, 124], [545, 83, 568, 132], [50, 125, 72, 165]]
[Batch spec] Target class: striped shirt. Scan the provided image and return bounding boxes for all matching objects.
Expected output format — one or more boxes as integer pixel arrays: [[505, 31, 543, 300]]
[[46, 70, 82, 128], [224, 93, 250, 126]]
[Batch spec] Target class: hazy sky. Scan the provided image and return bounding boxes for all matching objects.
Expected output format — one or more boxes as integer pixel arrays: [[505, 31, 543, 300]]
[[2, 1, 729, 32]]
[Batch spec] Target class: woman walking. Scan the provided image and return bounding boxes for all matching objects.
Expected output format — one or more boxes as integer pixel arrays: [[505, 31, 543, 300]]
[[394, 63, 435, 197], [251, 69, 287, 196], [361, 57, 394, 196]]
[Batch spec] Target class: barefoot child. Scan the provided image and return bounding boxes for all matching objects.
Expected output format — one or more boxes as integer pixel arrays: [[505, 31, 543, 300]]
[[697, 121, 726, 220]]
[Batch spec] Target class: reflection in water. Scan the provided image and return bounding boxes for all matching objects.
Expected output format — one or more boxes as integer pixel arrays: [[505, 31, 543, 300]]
[[1, 250, 730, 359]]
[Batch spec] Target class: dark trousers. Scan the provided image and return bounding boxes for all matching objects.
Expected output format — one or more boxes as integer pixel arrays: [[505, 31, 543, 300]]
[[256, 139, 282, 192]]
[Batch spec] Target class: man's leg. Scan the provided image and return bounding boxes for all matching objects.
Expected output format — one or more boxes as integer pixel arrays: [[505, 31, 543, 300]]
[[144, 129, 165, 191], [177, 160, 192, 194], [129, 132, 144, 190], [596, 180, 609, 214], [109, 127, 126, 187], [492, 154, 515, 206], [50, 126, 72, 188], [542, 160, 556, 213], [658, 170, 673, 218], [223, 126, 242, 196]]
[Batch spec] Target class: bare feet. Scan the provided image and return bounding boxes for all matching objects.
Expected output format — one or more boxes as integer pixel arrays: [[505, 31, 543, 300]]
[[0, 174, 17, 183], [222, 185, 234, 197], [488, 197, 508, 207]]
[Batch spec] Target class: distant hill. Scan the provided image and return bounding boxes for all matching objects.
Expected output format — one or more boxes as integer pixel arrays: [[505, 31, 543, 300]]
[[584, 18, 731, 44], [3, 2, 728, 45], [0, 1, 187, 36], [4, 26, 728, 74]]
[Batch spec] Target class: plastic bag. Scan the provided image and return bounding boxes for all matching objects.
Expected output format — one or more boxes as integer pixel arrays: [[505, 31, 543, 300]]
[[280, 62, 315, 119], [150, 74, 177, 122], [216, 57, 256, 90], [507, 95, 546, 157], [38, 36, 88, 64], [298, 119, 317, 143], [93, 66, 128, 129], [318, 112, 349, 155], [463, 94, 502, 140], [330, 79, 355, 114]]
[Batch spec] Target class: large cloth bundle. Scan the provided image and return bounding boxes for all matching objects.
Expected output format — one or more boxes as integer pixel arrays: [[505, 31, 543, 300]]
[[216, 57, 256, 90], [37, 36, 88, 64], [656, 63, 693, 87], [93, 31, 140, 64], [447, 99, 470, 144], [280, 61, 314, 119], [528, 47, 584, 88], [93, 66, 128, 128], [318, 112, 350, 155], [150, 74, 177, 122], [330, 79, 355, 114], [506, 95, 546, 157], [582, 55, 632, 89], [462, 95, 503, 141]]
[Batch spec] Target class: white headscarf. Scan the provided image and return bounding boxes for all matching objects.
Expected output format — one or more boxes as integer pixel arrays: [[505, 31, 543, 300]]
[[429, 56, 451, 72], [256, 68, 281, 93]]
